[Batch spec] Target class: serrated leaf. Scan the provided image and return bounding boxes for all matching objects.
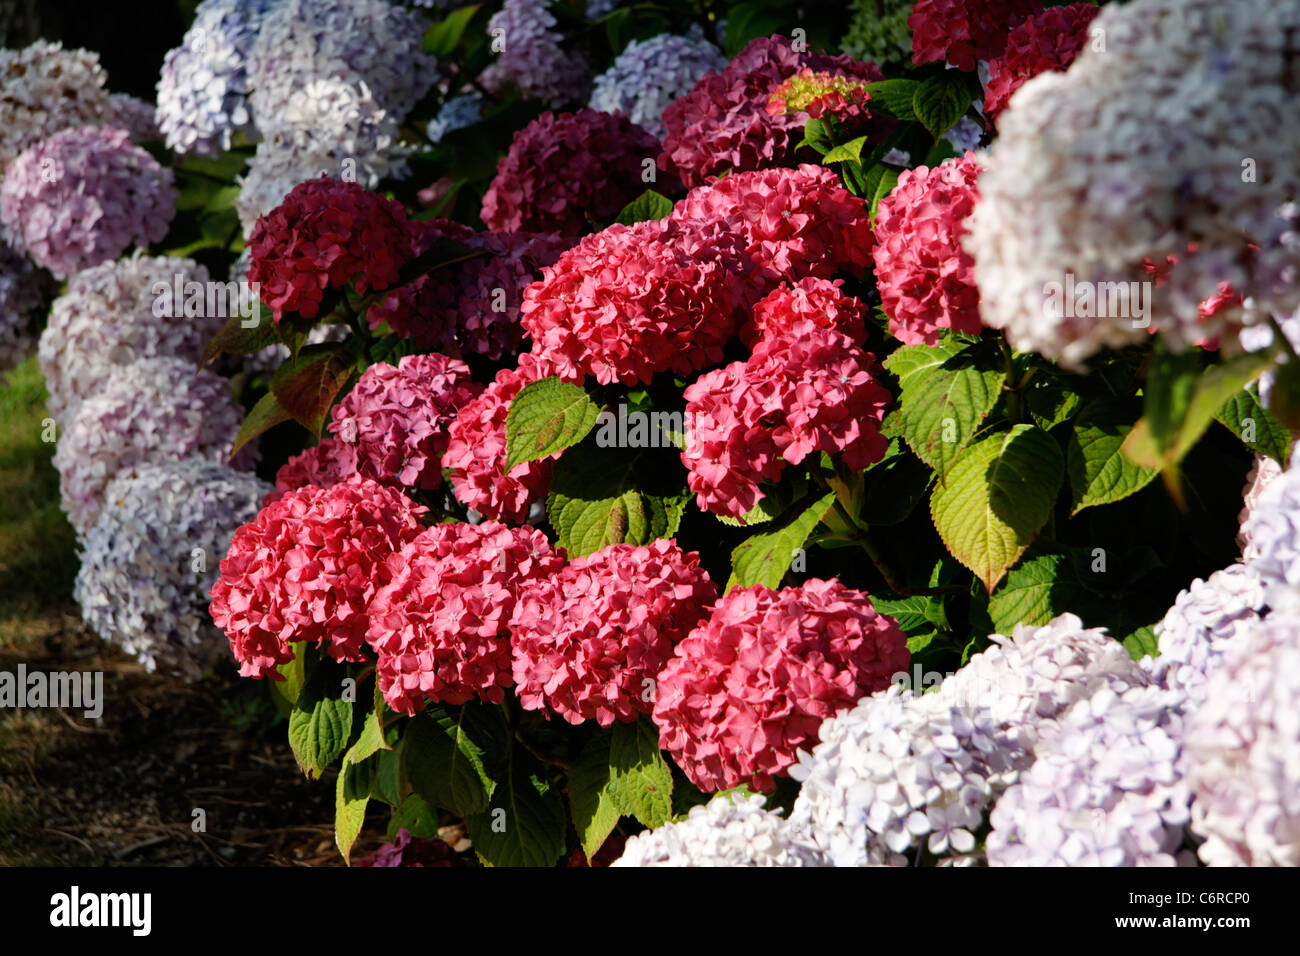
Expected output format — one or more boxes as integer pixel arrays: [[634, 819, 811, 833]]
[[200, 310, 278, 367], [714, 495, 783, 527], [269, 342, 357, 437], [931, 425, 1065, 593], [1122, 625, 1160, 662], [350, 707, 387, 766], [1066, 399, 1159, 515], [609, 717, 673, 829], [726, 491, 836, 591], [988, 550, 1074, 632], [798, 117, 833, 155], [869, 166, 900, 225], [615, 189, 674, 225], [288, 661, 354, 779], [466, 753, 567, 868], [269, 640, 307, 717], [372, 741, 405, 807], [336, 741, 376, 864], [912, 73, 974, 138], [423, 4, 481, 56], [1215, 387, 1291, 466], [231, 388, 292, 457], [567, 730, 621, 861], [402, 703, 505, 817], [387, 793, 441, 840], [504, 377, 602, 472], [870, 592, 948, 635], [863, 79, 920, 120], [822, 136, 869, 166]]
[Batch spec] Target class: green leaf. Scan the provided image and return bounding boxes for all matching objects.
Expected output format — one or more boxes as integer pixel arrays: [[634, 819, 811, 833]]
[[930, 425, 1065, 593], [798, 117, 833, 156], [870, 592, 949, 635], [724, 1, 786, 57], [231, 389, 292, 457], [869, 166, 900, 225], [372, 742, 406, 807], [504, 377, 603, 473], [288, 661, 354, 779], [614, 189, 674, 225], [912, 73, 974, 138], [1066, 398, 1160, 515], [821, 136, 869, 166], [1122, 625, 1160, 662], [859, 439, 931, 526], [423, 4, 481, 57], [350, 706, 387, 767], [713, 495, 783, 528], [466, 752, 567, 868], [883, 342, 1005, 477], [199, 310, 279, 367], [1025, 378, 1082, 430], [727, 491, 836, 591], [269, 342, 357, 437], [402, 703, 506, 817], [566, 730, 621, 861], [1266, 359, 1300, 432], [1215, 387, 1291, 466], [387, 793, 441, 840], [988, 550, 1076, 632], [863, 79, 920, 120], [269, 641, 307, 717], [609, 717, 673, 829], [335, 741, 376, 864]]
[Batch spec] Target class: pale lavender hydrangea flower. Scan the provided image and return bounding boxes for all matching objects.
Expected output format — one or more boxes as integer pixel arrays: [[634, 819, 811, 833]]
[[480, 0, 589, 108], [0, 242, 51, 372], [1238, 453, 1287, 560], [0, 41, 114, 168], [427, 93, 483, 144], [612, 792, 826, 867], [588, 27, 727, 136], [1239, 454, 1300, 594], [0, 126, 176, 279], [74, 458, 271, 679], [987, 684, 1192, 867], [942, 115, 984, 155]]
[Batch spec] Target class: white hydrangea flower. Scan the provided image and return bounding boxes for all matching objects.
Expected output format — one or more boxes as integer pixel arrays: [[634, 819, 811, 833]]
[[38, 253, 219, 425], [1182, 596, 1300, 866], [0, 241, 50, 373], [965, 0, 1300, 369], [1239, 453, 1300, 595], [0, 41, 114, 168], [74, 458, 271, 680], [612, 792, 826, 867], [588, 27, 727, 136], [479, 0, 589, 108], [987, 684, 1192, 866]]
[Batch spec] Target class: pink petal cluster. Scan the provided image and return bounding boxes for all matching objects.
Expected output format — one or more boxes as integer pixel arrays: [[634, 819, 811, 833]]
[[659, 35, 885, 188], [209, 478, 427, 678], [872, 153, 983, 345], [367, 521, 564, 714], [984, 3, 1100, 122], [767, 69, 883, 139], [745, 276, 866, 348], [442, 352, 577, 523], [652, 579, 909, 792], [510, 540, 717, 726], [268, 437, 359, 503], [0, 125, 176, 279], [481, 109, 662, 236], [683, 319, 892, 518], [369, 221, 568, 359], [520, 217, 758, 386], [908, 0, 1042, 72], [327, 353, 482, 490], [247, 176, 413, 321], [668, 165, 875, 289]]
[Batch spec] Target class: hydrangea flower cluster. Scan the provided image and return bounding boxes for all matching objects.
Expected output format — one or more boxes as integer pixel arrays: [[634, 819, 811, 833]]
[[479, 0, 590, 107], [521, 217, 755, 386], [0, 242, 49, 372], [268, 436, 358, 502], [841, 0, 914, 67], [209, 478, 427, 678], [246, 177, 413, 320], [983, 3, 1100, 123], [986, 685, 1191, 866], [327, 353, 482, 490], [510, 540, 716, 726], [480, 109, 662, 236], [682, 317, 891, 518], [745, 277, 866, 347], [767, 70, 875, 135], [367, 521, 563, 713], [652, 579, 909, 792], [74, 459, 271, 680], [38, 253, 217, 424], [612, 792, 826, 867], [965, 0, 1300, 368], [0, 41, 114, 168], [52, 358, 249, 538], [872, 153, 983, 345], [907, 0, 1040, 71], [154, 0, 278, 155], [588, 28, 727, 137], [0, 126, 177, 279], [1239, 454, 1286, 561], [1238, 455, 1300, 595], [658, 36, 885, 188]]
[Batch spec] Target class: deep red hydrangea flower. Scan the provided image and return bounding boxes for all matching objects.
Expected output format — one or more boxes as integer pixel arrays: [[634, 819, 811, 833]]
[[659, 35, 886, 188], [442, 352, 578, 523], [683, 320, 892, 518], [247, 177, 415, 321], [909, 0, 1042, 72], [480, 109, 662, 236], [353, 829, 470, 867], [369, 221, 568, 359], [327, 353, 482, 491], [652, 579, 909, 792], [367, 521, 564, 714], [669, 165, 875, 290], [209, 478, 427, 679], [872, 153, 983, 345], [266, 437, 359, 504], [984, 3, 1100, 121], [745, 277, 867, 347], [521, 217, 759, 386], [509, 540, 717, 727]]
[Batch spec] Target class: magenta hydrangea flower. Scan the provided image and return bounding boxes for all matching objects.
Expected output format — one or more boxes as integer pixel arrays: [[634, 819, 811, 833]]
[[984, 3, 1100, 122], [510, 540, 717, 726], [209, 478, 427, 678], [480, 109, 662, 236], [908, 0, 1042, 72], [267, 436, 360, 504], [652, 579, 909, 792], [745, 276, 866, 348], [327, 353, 482, 490], [872, 153, 984, 345], [367, 521, 564, 714], [0, 125, 176, 279]]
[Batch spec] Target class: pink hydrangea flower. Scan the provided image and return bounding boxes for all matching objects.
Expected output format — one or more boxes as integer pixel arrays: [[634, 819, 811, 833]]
[[327, 353, 482, 490], [652, 579, 909, 792], [267, 437, 359, 504], [510, 540, 717, 726], [984, 3, 1100, 122], [745, 276, 866, 348], [872, 153, 983, 345], [209, 478, 427, 678], [367, 521, 565, 714], [908, 0, 1042, 72]]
